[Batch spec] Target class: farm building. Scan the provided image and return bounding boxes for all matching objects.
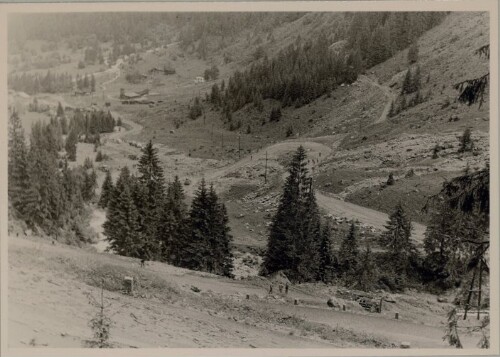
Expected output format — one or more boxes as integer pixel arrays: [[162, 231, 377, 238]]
[[194, 76, 205, 84], [120, 88, 149, 100]]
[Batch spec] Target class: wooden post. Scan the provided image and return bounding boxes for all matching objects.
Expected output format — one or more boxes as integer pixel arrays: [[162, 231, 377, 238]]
[[395, 312, 399, 320], [238, 134, 241, 160], [464, 268, 477, 320], [342, 305, 346, 311], [477, 259, 483, 320], [264, 151, 268, 184], [124, 276, 134, 295], [246, 294, 250, 300], [294, 299, 298, 305], [222, 134, 224, 149]]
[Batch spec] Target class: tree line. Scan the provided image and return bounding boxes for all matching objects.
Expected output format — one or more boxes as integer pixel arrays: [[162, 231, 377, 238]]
[[100, 142, 234, 277], [262, 146, 489, 293], [8, 71, 73, 95], [8, 111, 97, 241], [203, 12, 445, 129]]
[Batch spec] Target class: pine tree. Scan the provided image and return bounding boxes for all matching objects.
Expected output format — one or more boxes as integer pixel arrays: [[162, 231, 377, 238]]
[[380, 202, 416, 278], [56, 101, 65, 118], [207, 184, 234, 277], [296, 181, 321, 281], [401, 68, 413, 95], [65, 128, 78, 161], [339, 221, 360, 282], [263, 146, 324, 282], [180, 178, 211, 271], [103, 167, 142, 257], [357, 243, 378, 291], [178, 179, 234, 277], [458, 128, 474, 153], [8, 111, 31, 217], [412, 65, 421, 93], [407, 42, 419, 64], [99, 170, 114, 208], [136, 140, 166, 259], [82, 169, 98, 202], [317, 223, 335, 283], [159, 176, 188, 264]]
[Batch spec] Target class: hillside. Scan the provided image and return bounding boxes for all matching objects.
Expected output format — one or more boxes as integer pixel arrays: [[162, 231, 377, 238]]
[[6, 10, 492, 350], [8, 234, 484, 348]]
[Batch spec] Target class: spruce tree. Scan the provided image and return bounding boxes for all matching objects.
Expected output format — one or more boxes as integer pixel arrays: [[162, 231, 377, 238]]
[[401, 68, 413, 95], [82, 169, 98, 202], [407, 42, 419, 64], [458, 128, 473, 153], [357, 243, 378, 291], [339, 221, 360, 282], [263, 146, 323, 282], [8, 111, 31, 217], [180, 179, 211, 271], [136, 140, 166, 259], [317, 223, 335, 283], [207, 184, 234, 277], [159, 176, 188, 264], [65, 128, 78, 161], [99, 170, 114, 208], [296, 182, 321, 282], [103, 167, 142, 257], [56, 102, 65, 118], [380, 202, 416, 278]]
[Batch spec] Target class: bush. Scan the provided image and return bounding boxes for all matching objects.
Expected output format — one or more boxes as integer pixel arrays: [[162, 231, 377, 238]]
[[387, 173, 395, 185]]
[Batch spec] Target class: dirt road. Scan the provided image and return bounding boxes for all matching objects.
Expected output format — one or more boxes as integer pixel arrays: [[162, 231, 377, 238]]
[[316, 191, 426, 242], [11, 236, 476, 348], [358, 75, 396, 124]]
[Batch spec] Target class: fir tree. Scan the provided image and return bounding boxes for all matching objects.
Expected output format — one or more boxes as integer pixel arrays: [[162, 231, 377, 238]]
[[357, 243, 378, 291], [136, 141, 166, 259], [103, 167, 142, 257], [179, 178, 211, 271], [82, 169, 98, 202], [56, 101, 65, 118], [317, 223, 335, 283], [339, 221, 360, 281], [262, 146, 322, 282], [380, 202, 416, 277], [65, 128, 78, 161], [99, 170, 114, 208], [458, 128, 474, 153], [159, 176, 188, 264], [207, 184, 234, 277], [407, 42, 419, 64], [8, 111, 31, 217], [401, 68, 413, 95]]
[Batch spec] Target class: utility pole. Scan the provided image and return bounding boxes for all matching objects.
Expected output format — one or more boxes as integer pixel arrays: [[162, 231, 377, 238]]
[[264, 151, 268, 184]]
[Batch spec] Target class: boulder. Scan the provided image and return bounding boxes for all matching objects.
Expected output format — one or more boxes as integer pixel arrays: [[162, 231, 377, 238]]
[[327, 297, 341, 309]]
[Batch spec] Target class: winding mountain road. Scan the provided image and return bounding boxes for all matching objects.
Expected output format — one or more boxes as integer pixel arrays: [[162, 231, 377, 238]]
[[358, 74, 397, 124]]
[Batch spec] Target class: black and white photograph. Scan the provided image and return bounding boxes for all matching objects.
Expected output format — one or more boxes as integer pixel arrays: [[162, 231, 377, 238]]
[[1, 1, 498, 354]]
